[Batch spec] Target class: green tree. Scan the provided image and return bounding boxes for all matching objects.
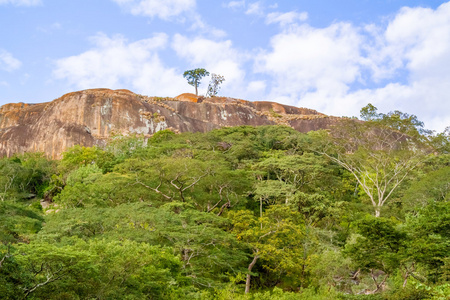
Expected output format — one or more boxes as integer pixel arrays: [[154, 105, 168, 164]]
[[53, 164, 104, 208], [15, 242, 97, 299], [0, 158, 28, 202], [344, 216, 408, 293], [229, 206, 306, 293], [406, 180, 450, 283], [253, 151, 346, 226], [37, 202, 248, 289], [318, 106, 431, 217], [125, 157, 213, 203], [58, 145, 116, 175], [402, 166, 450, 213], [0, 202, 43, 244], [3, 239, 185, 299], [360, 103, 381, 121], [0, 155, 55, 202], [183, 68, 210, 96], [0, 244, 26, 299], [82, 239, 184, 299], [429, 126, 450, 154]]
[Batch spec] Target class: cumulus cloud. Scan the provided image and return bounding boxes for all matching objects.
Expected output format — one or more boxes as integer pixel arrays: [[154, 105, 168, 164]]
[[0, 49, 22, 71], [356, 2, 450, 131], [172, 34, 247, 97], [266, 11, 308, 26], [53, 33, 186, 96], [112, 0, 195, 19], [255, 2, 450, 131], [255, 22, 363, 103], [0, 0, 41, 6]]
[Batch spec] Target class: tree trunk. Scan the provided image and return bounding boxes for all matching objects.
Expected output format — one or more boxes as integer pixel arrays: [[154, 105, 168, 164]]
[[375, 207, 381, 218], [245, 254, 259, 294], [195, 79, 198, 96]]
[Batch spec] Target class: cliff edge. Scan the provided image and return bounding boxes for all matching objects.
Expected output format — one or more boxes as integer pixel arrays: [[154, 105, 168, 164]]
[[0, 89, 339, 158]]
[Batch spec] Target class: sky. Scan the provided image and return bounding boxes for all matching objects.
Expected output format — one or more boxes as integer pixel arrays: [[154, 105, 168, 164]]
[[0, 0, 449, 132]]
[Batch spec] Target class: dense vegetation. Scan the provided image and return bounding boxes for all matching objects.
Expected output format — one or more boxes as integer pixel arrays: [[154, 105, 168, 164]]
[[1, 106, 449, 299]]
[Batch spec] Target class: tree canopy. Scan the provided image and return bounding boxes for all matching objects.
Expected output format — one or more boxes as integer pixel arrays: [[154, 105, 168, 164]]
[[183, 68, 210, 96], [0, 109, 448, 299]]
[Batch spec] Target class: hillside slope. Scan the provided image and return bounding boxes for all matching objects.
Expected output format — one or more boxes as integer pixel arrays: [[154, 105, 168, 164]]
[[0, 89, 339, 158]]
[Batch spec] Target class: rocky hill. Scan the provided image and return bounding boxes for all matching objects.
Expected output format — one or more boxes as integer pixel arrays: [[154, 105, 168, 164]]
[[0, 88, 339, 159]]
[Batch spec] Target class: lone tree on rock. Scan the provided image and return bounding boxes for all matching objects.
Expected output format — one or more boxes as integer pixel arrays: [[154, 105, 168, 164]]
[[206, 73, 225, 97], [183, 68, 209, 96]]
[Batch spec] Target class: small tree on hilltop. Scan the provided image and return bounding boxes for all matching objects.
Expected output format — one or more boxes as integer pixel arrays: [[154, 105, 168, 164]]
[[183, 68, 209, 96], [206, 73, 225, 97]]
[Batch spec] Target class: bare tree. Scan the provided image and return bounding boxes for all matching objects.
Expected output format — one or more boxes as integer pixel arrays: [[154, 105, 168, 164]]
[[206, 73, 225, 97]]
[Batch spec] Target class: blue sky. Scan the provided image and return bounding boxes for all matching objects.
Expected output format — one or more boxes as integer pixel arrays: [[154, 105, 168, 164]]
[[1, 0, 449, 131]]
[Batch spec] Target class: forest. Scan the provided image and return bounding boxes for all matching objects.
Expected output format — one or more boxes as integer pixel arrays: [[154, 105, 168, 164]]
[[0, 105, 449, 299]]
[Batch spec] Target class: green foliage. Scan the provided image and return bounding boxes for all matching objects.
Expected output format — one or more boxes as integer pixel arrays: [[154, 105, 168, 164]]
[[54, 170, 145, 208], [345, 216, 407, 274], [229, 206, 308, 291], [15, 241, 97, 299], [0, 121, 448, 298], [405, 200, 450, 282], [360, 103, 381, 121], [16, 153, 56, 198], [59, 145, 115, 174], [1, 239, 184, 299], [0, 158, 28, 202], [104, 133, 147, 164], [37, 202, 248, 289], [0, 154, 55, 202], [0, 202, 43, 244], [428, 127, 450, 154], [359, 103, 430, 137], [323, 114, 430, 217], [149, 128, 176, 144], [402, 166, 450, 212]]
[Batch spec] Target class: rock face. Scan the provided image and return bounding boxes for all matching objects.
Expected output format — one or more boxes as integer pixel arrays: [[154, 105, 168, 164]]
[[0, 89, 339, 159]]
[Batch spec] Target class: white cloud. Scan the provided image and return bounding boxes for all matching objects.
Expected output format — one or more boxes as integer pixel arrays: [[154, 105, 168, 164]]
[[255, 2, 450, 131], [266, 11, 308, 26], [384, 4, 450, 79], [255, 22, 363, 103], [245, 1, 263, 16], [189, 14, 227, 38], [247, 80, 266, 96], [357, 2, 450, 131], [53, 33, 186, 96], [0, 49, 22, 71], [225, 0, 245, 9], [172, 34, 248, 97], [0, 0, 41, 6], [112, 0, 223, 39], [112, 0, 195, 19], [37, 22, 62, 34]]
